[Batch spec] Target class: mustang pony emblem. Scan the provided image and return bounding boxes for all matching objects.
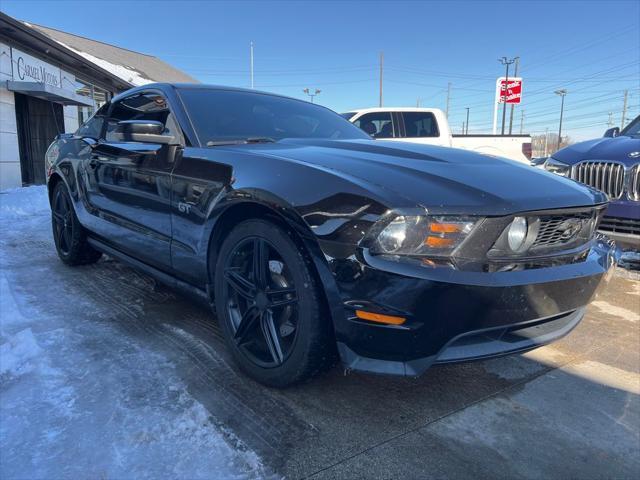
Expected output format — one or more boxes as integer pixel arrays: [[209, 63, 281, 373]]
[[558, 219, 584, 240]]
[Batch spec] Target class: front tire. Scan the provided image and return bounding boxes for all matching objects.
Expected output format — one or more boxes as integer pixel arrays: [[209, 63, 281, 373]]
[[214, 219, 334, 387], [51, 181, 102, 266]]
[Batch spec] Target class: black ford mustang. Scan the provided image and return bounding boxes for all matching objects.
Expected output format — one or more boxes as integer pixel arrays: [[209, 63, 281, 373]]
[[46, 84, 616, 387]]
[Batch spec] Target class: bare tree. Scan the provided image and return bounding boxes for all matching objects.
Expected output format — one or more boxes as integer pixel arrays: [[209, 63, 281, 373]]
[[531, 133, 573, 157]]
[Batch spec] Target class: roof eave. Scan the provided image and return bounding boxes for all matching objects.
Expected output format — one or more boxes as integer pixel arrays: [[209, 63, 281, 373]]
[[0, 12, 132, 93]]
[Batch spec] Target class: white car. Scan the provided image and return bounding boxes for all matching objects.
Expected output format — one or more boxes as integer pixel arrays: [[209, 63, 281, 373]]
[[342, 107, 532, 164]]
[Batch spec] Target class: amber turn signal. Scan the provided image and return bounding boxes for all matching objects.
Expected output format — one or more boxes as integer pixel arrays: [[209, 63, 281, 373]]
[[429, 222, 463, 234], [355, 310, 406, 325], [424, 236, 455, 248]]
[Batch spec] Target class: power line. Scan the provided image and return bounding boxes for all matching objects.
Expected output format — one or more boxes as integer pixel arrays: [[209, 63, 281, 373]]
[[254, 78, 376, 88]]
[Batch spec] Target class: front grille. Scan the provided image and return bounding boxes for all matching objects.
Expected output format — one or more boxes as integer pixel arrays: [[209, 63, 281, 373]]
[[531, 211, 597, 250], [570, 161, 625, 200], [487, 208, 602, 264], [630, 165, 640, 201], [599, 216, 640, 237]]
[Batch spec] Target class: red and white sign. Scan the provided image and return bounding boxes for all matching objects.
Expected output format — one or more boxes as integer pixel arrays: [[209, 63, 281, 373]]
[[497, 77, 523, 104]]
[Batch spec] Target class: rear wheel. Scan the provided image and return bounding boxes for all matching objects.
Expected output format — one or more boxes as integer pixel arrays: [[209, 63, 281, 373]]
[[51, 181, 102, 266], [214, 219, 333, 387]]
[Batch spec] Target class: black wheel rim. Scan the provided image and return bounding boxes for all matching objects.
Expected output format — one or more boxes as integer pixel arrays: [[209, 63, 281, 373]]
[[223, 237, 299, 368], [52, 188, 73, 256]]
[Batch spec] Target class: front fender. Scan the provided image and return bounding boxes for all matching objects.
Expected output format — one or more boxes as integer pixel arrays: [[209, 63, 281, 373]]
[[204, 189, 355, 334]]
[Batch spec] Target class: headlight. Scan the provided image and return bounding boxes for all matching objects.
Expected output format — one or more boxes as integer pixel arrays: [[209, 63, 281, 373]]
[[365, 214, 480, 257], [543, 157, 571, 176]]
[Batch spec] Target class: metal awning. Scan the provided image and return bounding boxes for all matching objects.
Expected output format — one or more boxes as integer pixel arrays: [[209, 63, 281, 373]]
[[6, 81, 94, 107]]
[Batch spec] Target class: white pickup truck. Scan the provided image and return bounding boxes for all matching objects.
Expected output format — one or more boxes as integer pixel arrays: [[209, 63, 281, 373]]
[[342, 108, 532, 164]]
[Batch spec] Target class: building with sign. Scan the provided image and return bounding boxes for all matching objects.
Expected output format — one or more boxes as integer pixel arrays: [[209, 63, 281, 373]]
[[0, 12, 196, 190]]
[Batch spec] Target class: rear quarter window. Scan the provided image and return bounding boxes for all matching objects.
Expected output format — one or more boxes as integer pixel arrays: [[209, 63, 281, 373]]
[[401, 112, 439, 138]]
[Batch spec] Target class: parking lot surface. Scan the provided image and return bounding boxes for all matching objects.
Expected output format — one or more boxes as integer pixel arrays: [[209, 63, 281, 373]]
[[1, 187, 639, 479]]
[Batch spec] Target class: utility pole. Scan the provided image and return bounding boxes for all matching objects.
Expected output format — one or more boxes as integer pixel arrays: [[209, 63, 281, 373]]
[[416, 98, 421, 107], [445, 82, 451, 119], [607, 112, 614, 127], [379, 52, 384, 108], [555, 89, 567, 151], [303, 88, 321, 103], [520, 109, 524, 134], [508, 56, 520, 135], [499, 57, 516, 135], [250, 41, 254, 89], [465, 107, 470, 134], [462, 122, 465, 134], [621, 89, 628, 128]]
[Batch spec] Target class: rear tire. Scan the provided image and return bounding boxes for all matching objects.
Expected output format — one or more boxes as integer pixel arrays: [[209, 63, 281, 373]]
[[214, 219, 334, 387], [51, 181, 102, 266]]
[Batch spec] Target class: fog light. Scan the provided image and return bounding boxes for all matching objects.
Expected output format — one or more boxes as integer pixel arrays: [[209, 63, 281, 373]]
[[508, 216, 528, 252]]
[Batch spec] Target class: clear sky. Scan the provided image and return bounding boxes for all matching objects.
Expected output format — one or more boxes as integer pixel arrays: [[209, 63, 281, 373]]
[[2, 0, 639, 140]]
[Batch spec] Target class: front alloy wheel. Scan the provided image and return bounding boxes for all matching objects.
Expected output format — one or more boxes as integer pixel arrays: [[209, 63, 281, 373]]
[[214, 219, 334, 387], [224, 237, 298, 367]]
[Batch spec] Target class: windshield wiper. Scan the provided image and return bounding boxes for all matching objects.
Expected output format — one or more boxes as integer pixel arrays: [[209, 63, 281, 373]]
[[206, 137, 277, 147]]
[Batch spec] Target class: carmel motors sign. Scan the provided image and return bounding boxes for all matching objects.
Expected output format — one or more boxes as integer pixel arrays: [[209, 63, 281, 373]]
[[11, 48, 61, 88]]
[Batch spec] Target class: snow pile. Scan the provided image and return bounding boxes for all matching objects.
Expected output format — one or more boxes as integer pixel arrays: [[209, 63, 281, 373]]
[[0, 187, 275, 479], [0, 276, 43, 380], [0, 328, 41, 379], [0, 185, 50, 218], [53, 39, 154, 86]]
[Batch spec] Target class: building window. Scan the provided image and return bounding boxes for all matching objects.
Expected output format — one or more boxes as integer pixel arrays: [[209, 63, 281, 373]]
[[74, 78, 113, 125], [93, 86, 109, 109]]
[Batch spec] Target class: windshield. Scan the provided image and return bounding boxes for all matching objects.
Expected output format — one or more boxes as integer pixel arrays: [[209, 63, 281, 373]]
[[178, 88, 370, 145], [620, 115, 640, 137]]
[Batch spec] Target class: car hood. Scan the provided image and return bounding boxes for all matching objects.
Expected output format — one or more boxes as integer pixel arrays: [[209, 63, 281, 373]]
[[240, 139, 607, 216], [553, 135, 640, 165]]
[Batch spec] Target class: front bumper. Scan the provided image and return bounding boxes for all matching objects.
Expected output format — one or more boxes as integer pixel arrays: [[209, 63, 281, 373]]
[[597, 201, 639, 251], [330, 239, 616, 376]]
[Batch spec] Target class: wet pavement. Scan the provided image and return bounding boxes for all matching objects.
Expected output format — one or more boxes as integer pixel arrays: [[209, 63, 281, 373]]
[[1, 192, 638, 479]]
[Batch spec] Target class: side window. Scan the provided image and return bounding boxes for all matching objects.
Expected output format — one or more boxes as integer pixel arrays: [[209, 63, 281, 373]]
[[105, 92, 180, 142], [76, 103, 109, 139], [401, 112, 439, 138], [353, 112, 395, 138]]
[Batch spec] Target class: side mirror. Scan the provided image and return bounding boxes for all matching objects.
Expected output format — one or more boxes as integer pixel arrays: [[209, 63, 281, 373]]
[[603, 127, 619, 138], [115, 120, 177, 145], [81, 136, 98, 147]]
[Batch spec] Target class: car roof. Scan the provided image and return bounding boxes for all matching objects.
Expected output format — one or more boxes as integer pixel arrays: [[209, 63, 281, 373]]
[[345, 107, 445, 115], [111, 82, 299, 103]]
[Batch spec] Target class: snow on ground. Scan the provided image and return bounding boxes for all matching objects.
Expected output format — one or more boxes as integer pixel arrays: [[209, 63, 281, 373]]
[[0, 186, 273, 479], [0, 185, 50, 219]]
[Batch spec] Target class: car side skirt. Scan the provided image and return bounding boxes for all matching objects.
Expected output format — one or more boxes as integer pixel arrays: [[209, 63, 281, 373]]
[[87, 237, 213, 309]]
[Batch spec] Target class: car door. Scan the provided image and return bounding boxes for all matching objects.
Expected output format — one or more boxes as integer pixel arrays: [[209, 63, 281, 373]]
[[83, 90, 181, 270]]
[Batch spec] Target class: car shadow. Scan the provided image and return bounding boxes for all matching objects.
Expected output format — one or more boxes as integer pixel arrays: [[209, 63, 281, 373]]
[[71, 255, 638, 479]]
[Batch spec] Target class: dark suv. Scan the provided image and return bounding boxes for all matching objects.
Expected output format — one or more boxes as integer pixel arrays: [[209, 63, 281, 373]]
[[544, 115, 640, 256]]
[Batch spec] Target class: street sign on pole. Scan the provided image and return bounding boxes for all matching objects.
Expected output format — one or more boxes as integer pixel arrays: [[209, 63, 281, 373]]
[[492, 77, 523, 134]]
